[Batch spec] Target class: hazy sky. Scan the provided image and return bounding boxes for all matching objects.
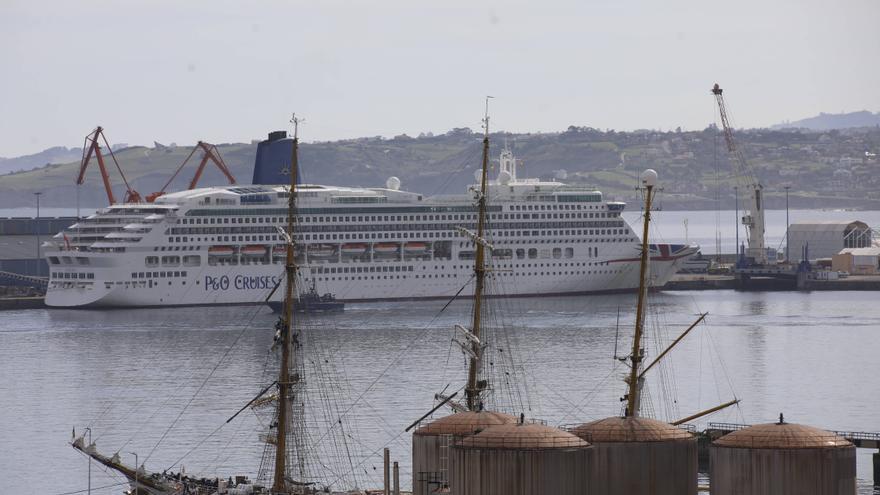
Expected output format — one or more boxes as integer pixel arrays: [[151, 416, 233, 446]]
[[1, 0, 878, 157]]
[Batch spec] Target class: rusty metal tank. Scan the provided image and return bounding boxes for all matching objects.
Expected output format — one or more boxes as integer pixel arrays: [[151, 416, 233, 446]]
[[450, 422, 593, 495], [411, 411, 516, 495], [710, 418, 856, 495], [571, 416, 698, 495]]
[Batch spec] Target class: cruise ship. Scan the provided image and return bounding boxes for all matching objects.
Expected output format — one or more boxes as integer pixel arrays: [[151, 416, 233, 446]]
[[43, 134, 697, 307]]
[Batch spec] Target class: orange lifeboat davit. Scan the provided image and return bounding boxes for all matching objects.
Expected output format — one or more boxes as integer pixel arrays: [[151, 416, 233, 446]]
[[208, 246, 234, 256], [373, 242, 399, 255], [308, 244, 337, 258], [404, 242, 430, 254], [341, 243, 368, 255], [241, 245, 266, 257]]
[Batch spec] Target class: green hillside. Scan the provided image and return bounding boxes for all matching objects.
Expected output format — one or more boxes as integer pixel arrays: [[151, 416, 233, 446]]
[[2, 125, 879, 210]]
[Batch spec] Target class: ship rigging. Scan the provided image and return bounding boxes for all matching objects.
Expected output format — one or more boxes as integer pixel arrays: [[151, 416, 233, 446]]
[[70, 115, 373, 495]]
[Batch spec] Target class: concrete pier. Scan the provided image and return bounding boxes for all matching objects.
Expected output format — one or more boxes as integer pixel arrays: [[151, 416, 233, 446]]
[[0, 296, 45, 310], [664, 274, 880, 292]]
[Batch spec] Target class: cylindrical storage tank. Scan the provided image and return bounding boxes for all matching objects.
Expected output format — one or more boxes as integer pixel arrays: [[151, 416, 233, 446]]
[[710, 420, 856, 495], [571, 416, 697, 495], [451, 422, 593, 495], [412, 411, 516, 495]]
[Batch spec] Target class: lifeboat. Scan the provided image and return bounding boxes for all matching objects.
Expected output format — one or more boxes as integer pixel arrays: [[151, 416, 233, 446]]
[[404, 242, 430, 254], [208, 246, 234, 257], [241, 245, 266, 257], [307, 244, 337, 258], [272, 245, 286, 257], [341, 243, 368, 255], [373, 242, 399, 255]]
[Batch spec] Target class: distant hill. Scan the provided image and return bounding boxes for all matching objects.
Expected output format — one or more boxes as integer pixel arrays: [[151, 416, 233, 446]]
[[773, 110, 880, 130], [1, 126, 880, 211], [0, 146, 83, 175]]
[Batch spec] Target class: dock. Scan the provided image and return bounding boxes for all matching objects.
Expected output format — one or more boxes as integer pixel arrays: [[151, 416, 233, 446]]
[[0, 296, 45, 310], [664, 273, 880, 291]]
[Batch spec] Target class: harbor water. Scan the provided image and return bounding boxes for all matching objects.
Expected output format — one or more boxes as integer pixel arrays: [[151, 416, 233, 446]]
[[1, 290, 878, 493]]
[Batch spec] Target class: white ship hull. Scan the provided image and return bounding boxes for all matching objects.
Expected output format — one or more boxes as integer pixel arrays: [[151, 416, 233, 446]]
[[44, 244, 694, 308]]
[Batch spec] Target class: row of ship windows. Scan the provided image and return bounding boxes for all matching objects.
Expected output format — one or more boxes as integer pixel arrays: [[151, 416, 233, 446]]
[[311, 261, 611, 274], [315, 268, 623, 282], [165, 229, 630, 245], [132, 271, 188, 279], [176, 210, 618, 226], [50, 272, 94, 279], [167, 220, 626, 236], [182, 203, 604, 219], [145, 256, 200, 268]]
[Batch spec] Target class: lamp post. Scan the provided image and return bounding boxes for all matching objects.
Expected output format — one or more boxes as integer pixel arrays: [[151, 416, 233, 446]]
[[734, 186, 739, 264], [784, 185, 791, 263], [128, 452, 138, 493], [34, 192, 42, 274]]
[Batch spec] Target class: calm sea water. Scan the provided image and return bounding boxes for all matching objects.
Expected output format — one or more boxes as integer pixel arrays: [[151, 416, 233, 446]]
[[1, 290, 878, 494]]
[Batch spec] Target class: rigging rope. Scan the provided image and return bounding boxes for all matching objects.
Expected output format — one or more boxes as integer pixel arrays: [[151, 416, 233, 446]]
[[146, 300, 267, 464]]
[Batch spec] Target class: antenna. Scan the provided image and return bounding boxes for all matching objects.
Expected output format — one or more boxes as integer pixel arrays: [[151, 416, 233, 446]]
[[483, 96, 494, 138], [290, 113, 304, 139]]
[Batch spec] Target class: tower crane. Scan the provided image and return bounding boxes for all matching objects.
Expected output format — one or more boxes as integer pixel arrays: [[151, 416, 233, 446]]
[[146, 141, 236, 202], [77, 127, 143, 204], [711, 83, 768, 266]]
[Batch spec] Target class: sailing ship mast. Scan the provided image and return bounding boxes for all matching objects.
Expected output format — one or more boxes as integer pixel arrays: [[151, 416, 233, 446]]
[[463, 98, 493, 412], [274, 114, 302, 493], [624, 169, 656, 417], [623, 169, 738, 421]]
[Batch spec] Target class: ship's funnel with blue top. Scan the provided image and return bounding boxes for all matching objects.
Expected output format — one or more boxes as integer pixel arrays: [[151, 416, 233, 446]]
[[252, 131, 302, 185]]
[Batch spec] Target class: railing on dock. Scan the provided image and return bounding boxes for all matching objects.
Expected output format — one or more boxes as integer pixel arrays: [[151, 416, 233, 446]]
[[0, 270, 48, 287]]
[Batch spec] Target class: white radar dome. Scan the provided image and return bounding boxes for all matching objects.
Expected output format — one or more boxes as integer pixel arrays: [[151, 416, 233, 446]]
[[498, 170, 512, 185], [640, 169, 658, 187], [386, 176, 401, 191], [474, 169, 482, 182]]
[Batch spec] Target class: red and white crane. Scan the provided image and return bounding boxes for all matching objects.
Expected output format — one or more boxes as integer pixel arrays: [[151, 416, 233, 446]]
[[146, 141, 236, 202], [712, 83, 768, 266], [77, 126, 143, 204]]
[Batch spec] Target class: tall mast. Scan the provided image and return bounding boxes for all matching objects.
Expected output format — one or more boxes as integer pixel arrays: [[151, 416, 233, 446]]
[[625, 169, 657, 418], [273, 114, 301, 493], [464, 98, 492, 412]]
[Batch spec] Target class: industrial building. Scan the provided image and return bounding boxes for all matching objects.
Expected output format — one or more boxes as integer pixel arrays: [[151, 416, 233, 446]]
[[786, 220, 872, 261], [0, 217, 76, 287], [831, 247, 880, 275]]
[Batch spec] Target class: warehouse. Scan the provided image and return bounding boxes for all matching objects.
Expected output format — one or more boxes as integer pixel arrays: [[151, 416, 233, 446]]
[[831, 247, 880, 275], [786, 220, 872, 261]]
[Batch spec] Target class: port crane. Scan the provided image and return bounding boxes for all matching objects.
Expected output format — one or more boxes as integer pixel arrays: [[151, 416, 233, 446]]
[[77, 126, 143, 204], [145, 141, 236, 202], [712, 83, 768, 266]]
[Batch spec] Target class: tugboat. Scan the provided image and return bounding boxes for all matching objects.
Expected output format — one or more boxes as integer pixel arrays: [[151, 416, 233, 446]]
[[268, 279, 344, 313]]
